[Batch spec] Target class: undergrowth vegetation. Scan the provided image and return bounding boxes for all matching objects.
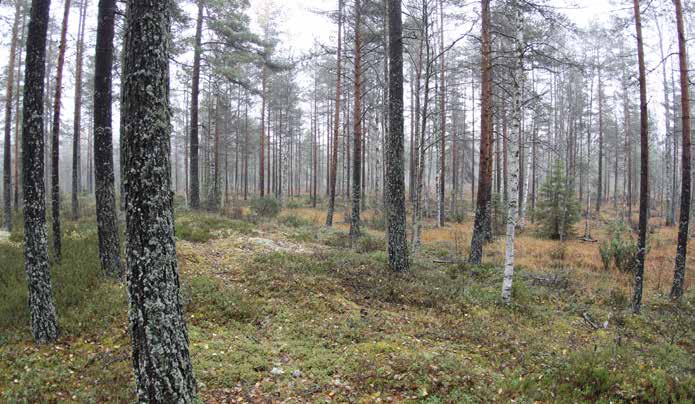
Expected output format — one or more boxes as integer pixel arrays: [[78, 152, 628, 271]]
[[1, 208, 693, 402]]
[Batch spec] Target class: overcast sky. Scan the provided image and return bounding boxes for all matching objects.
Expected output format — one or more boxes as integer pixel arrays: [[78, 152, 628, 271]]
[[0, 0, 688, 141]]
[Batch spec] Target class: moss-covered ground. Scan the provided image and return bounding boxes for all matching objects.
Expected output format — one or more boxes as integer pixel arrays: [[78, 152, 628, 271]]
[[1, 201, 693, 402]]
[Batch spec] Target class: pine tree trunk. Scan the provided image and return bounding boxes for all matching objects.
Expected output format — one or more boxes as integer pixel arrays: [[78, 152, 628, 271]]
[[50, 0, 72, 262], [22, 0, 59, 344], [71, 0, 87, 219], [123, 0, 197, 400], [671, 0, 690, 300], [437, 0, 446, 228], [326, 0, 343, 226], [349, 0, 363, 242], [189, 1, 203, 209], [596, 67, 604, 214], [14, 5, 27, 212], [469, 0, 493, 265], [93, 0, 123, 279], [631, 0, 650, 314], [3, 0, 22, 231]]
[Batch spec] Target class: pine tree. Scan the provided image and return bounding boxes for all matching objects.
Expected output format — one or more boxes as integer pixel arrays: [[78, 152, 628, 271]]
[[22, 0, 59, 344], [3, 0, 23, 232], [123, 0, 197, 400], [385, 0, 409, 272], [93, 0, 123, 278], [670, 0, 690, 300]]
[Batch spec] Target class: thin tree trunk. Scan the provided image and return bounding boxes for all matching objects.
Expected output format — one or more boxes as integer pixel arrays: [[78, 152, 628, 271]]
[[3, 0, 22, 231], [326, 0, 342, 226], [50, 0, 72, 262], [189, 1, 203, 208], [122, 0, 197, 399], [671, 0, 690, 300], [14, 5, 27, 212], [71, 0, 88, 220], [631, 0, 650, 314], [349, 0, 363, 242], [437, 0, 446, 227]]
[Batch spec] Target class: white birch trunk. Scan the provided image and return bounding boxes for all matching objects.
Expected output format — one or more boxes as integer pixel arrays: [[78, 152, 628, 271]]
[[502, 4, 524, 303]]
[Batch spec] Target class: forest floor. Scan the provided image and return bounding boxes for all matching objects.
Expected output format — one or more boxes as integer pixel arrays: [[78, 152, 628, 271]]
[[0, 200, 694, 402]]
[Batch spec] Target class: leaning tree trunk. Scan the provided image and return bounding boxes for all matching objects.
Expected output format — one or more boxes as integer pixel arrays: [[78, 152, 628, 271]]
[[122, 0, 197, 400], [71, 0, 87, 220], [671, 0, 690, 300], [326, 0, 343, 227], [93, 0, 123, 279], [50, 0, 71, 263], [469, 0, 493, 265], [22, 0, 59, 344], [631, 0, 650, 314], [349, 0, 363, 243], [189, 0, 203, 209], [3, 0, 22, 231], [502, 3, 523, 303]]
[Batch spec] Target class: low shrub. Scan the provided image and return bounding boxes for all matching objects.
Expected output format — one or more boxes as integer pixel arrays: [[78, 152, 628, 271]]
[[250, 197, 281, 218]]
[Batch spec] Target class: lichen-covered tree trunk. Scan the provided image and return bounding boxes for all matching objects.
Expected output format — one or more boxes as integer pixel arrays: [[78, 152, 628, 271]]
[[385, 0, 409, 272], [93, 0, 122, 279], [631, 0, 650, 314], [189, 0, 203, 209], [671, 0, 690, 300], [326, 0, 342, 227], [50, 0, 72, 263], [22, 0, 59, 344], [469, 0, 493, 265], [349, 0, 363, 243], [3, 0, 22, 231], [122, 0, 196, 400], [71, 0, 88, 220]]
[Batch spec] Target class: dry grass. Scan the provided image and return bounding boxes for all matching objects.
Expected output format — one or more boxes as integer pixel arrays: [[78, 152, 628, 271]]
[[290, 206, 693, 303]]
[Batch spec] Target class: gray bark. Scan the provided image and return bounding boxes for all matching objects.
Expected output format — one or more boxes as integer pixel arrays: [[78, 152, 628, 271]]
[[22, 0, 59, 344], [123, 0, 197, 400]]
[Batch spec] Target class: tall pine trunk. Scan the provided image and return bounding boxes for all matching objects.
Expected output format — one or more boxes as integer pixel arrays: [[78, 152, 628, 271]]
[[122, 0, 197, 400], [71, 0, 88, 220], [437, 0, 446, 227], [22, 0, 59, 344], [326, 0, 343, 226], [469, 0, 493, 264], [93, 0, 122, 278], [189, 1, 203, 209], [671, 0, 690, 300], [3, 0, 22, 231], [631, 0, 650, 314], [50, 0, 72, 262], [349, 0, 363, 242]]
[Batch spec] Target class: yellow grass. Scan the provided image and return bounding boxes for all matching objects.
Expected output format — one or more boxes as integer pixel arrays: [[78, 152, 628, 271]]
[[289, 206, 693, 302]]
